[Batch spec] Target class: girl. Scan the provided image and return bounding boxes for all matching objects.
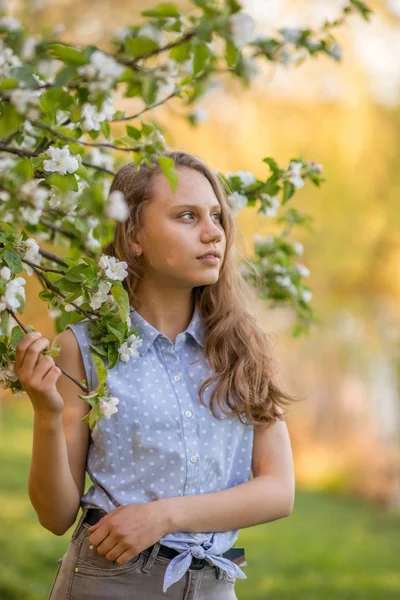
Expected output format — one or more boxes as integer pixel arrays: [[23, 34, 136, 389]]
[[17, 151, 296, 600]]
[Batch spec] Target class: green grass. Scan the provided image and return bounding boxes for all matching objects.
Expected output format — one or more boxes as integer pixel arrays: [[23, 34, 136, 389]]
[[1, 399, 400, 599]]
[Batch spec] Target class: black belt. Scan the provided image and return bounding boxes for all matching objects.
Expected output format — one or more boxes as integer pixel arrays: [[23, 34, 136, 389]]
[[83, 507, 241, 571]]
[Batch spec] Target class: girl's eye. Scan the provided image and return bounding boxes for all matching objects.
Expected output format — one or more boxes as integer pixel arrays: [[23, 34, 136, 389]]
[[180, 212, 222, 222]]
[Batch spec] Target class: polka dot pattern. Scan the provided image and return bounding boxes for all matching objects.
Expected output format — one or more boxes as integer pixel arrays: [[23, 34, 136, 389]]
[[66, 302, 254, 592]]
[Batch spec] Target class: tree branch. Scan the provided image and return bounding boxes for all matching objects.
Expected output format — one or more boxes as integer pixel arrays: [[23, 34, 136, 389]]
[[6, 308, 90, 393]]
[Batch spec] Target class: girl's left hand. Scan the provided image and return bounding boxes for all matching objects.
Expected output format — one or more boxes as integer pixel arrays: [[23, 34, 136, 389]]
[[87, 502, 170, 565]]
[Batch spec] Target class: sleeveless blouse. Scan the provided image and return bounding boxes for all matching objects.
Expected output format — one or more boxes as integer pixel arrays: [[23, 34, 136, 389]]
[[66, 302, 254, 592]]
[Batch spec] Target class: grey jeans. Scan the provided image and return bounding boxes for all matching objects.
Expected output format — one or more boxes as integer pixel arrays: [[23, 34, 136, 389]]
[[48, 506, 239, 599]]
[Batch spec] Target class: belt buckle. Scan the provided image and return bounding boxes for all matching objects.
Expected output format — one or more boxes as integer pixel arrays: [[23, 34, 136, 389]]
[[190, 557, 207, 570]]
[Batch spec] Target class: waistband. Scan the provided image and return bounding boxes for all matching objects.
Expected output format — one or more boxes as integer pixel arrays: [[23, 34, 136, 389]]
[[82, 507, 244, 571]]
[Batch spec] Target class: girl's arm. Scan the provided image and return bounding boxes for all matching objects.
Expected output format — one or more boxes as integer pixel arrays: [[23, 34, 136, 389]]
[[162, 419, 295, 533], [28, 329, 90, 535]]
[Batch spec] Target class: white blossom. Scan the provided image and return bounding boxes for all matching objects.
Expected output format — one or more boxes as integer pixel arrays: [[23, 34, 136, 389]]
[[21, 37, 37, 61], [273, 264, 284, 273], [0, 40, 21, 77], [0, 362, 18, 389], [306, 160, 323, 174], [0, 191, 10, 202], [10, 89, 43, 120], [55, 109, 75, 130], [281, 28, 302, 44], [275, 275, 292, 288], [81, 97, 115, 131], [20, 179, 48, 209], [99, 394, 119, 419], [227, 191, 248, 215], [0, 266, 11, 281], [288, 161, 304, 189], [89, 280, 112, 311], [228, 12, 257, 48], [292, 242, 304, 256], [295, 263, 310, 278], [43, 146, 79, 175], [326, 41, 342, 61], [114, 26, 132, 42], [86, 228, 102, 252], [278, 47, 292, 67], [0, 16, 22, 31], [242, 56, 260, 80], [64, 295, 85, 312], [23, 238, 42, 275], [89, 147, 115, 171], [139, 24, 165, 45], [301, 289, 313, 303], [78, 51, 124, 96], [105, 190, 130, 222], [259, 194, 280, 217], [98, 255, 128, 282], [190, 108, 209, 124], [0, 276, 26, 311], [155, 80, 176, 104], [118, 333, 143, 362], [20, 206, 42, 226], [226, 170, 256, 187], [49, 307, 62, 318]]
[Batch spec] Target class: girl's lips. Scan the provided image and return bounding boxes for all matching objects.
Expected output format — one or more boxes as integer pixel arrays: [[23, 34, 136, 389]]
[[197, 256, 220, 264]]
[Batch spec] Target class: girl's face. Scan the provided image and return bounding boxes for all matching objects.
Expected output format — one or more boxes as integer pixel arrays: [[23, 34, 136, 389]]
[[133, 166, 226, 289]]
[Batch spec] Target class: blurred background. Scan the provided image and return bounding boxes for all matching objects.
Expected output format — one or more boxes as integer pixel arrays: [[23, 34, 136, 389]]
[[1, 0, 400, 598]]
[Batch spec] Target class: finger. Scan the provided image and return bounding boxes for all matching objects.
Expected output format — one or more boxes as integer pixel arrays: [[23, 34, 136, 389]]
[[30, 356, 57, 387], [19, 337, 50, 376], [15, 332, 42, 369]]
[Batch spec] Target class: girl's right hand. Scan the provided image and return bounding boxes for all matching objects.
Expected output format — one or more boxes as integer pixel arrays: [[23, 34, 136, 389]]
[[15, 332, 64, 417]]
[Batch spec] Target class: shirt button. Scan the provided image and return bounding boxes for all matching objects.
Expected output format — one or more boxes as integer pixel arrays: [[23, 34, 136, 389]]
[[173, 375, 181, 382], [184, 410, 192, 418], [190, 455, 198, 463]]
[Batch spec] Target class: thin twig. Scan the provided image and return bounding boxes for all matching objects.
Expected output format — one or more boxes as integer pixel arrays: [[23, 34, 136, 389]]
[[6, 308, 90, 393]]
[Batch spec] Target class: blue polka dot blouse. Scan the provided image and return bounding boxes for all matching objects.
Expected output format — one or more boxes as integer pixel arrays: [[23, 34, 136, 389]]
[[66, 301, 254, 592]]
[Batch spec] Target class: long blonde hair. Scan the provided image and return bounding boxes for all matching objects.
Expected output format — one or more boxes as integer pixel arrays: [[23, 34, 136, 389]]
[[103, 151, 300, 428]]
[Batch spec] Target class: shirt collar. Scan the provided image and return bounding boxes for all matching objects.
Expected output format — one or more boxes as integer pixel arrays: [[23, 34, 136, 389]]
[[129, 302, 204, 357]]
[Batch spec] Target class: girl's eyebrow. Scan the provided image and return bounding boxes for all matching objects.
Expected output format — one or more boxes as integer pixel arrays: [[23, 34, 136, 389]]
[[174, 203, 221, 211]]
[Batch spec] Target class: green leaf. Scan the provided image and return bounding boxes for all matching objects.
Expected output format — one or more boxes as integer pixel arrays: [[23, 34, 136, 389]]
[[106, 322, 125, 343], [92, 352, 108, 386], [157, 156, 179, 191], [282, 180, 295, 204], [193, 42, 211, 76], [225, 40, 240, 68], [107, 344, 120, 369], [9, 66, 39, 89], [52, 277, 79, 293], [54, 66, 78, 88], [141, 76, 158, 106], [110, 284, 130, 321], [169, 41, 192, 63], [47, 173, 79, 193], [10, 325, 24, 348], [126, 125, 141, 140], [125, 37, 159, 58], [64, 265, 86, 282], [0, 103, 23, 138], [48, 43, 89, 66], [3, 250, 22, 273], [38, 290, 54, 301], [142, 3, 180, 18], [12, 158, 34, 182], [89, 343, 108, 358], [0, 78, 18, 90]]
